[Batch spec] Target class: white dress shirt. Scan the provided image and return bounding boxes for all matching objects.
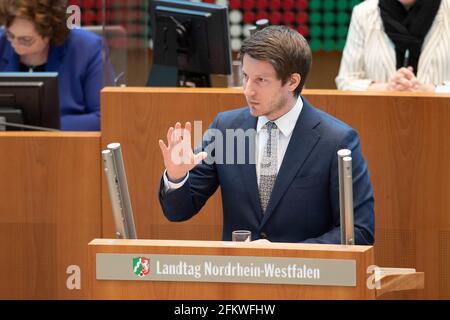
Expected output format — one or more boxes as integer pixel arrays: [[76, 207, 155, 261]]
[[335, 0, 450, 92], [255, 97, 303, 185], [164, 98, 304, 190]]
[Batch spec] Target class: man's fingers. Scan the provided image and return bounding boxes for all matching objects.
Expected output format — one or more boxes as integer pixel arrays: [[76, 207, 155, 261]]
[[159, 139, 168, 150], [185, 122, 192, 135], [163, 122, 198, 166], [193, 151, 208, 164], [167, 127, 174, 147], [158, 139, 169, 159], [172, 122, 182, 143], [168, 122, 193, 143], [180, 122, 193, 144], [175, 122, 182, 135]]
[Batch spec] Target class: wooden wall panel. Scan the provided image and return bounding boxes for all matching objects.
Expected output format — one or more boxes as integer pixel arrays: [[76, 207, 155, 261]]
[[0, 133, 102, 299]]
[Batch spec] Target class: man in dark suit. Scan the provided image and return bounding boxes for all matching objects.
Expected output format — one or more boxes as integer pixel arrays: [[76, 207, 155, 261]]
[[158, 26, 374, 244]]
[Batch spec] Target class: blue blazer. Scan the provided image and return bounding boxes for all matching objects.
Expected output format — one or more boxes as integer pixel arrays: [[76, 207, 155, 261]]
[[0, 28, 104, 131], [159, 99, 375, 244]]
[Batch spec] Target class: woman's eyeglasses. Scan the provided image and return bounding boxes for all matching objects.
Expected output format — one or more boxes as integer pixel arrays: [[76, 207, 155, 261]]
[[5, 30, 36, 47]]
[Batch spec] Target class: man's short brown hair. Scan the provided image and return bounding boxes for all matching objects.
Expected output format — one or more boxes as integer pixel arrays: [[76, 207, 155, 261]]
[[239, 25, 312, 96], [0, 0, 70, 46]]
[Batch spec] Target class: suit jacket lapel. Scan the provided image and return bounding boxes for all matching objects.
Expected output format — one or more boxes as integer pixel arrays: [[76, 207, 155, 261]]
[[416, 4, 444, 74], [261, 99, 322, 227], [236, 111, 263, 221], [376, 18, 397, 75]]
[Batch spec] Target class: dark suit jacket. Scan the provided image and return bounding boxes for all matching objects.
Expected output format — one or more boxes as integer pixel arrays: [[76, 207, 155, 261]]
[[159, 98, 375, 244], [0, 28, 107, 131]]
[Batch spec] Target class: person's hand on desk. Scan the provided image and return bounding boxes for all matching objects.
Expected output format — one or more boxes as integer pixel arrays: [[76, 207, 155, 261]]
[[368, 67, 435, 92], [391, 67, 435, 92], [410, 79, 435, 92], [367, 68, 414, 91], [387, 67, 417, 91], [158, 122, 207, 182]]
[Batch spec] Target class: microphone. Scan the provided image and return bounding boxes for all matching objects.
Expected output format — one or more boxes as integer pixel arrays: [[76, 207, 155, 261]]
[[102, 142, 137, 239], [0, 117, 60, 132], [114, 71, 126, 87], [338, 149, 355, 245]]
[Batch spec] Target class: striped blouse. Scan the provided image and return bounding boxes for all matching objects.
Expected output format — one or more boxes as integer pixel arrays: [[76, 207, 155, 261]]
[[335, 0, 450, 92]]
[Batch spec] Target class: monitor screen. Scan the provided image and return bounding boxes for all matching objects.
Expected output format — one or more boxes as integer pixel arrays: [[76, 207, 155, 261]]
[[148, 0, 232, 87], [0, 73, 60, 131]]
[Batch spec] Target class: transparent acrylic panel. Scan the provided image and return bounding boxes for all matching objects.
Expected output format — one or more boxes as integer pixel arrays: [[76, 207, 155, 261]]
[[104, 0, 150, 86], [70, 0, 150, 87]]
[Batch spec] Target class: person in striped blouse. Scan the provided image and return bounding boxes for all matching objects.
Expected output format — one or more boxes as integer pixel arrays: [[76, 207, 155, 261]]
[[336, 0, 450, 93]]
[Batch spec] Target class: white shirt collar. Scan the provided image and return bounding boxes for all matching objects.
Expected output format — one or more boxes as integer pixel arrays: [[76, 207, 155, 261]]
[[256, 97, 303, 137]]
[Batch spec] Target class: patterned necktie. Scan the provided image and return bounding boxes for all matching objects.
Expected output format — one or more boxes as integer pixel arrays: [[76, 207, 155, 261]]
[[258, 121, 279, 213]]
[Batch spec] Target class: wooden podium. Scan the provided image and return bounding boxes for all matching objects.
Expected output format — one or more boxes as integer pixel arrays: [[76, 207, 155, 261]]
[[101, 88, 450, 299], [89, 239, 423, 300]]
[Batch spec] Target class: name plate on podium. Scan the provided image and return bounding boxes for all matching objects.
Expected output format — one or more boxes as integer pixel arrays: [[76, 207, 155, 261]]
[[96, 253, 356, 286]]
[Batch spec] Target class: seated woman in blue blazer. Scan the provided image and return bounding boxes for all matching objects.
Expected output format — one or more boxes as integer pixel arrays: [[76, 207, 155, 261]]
[[0, 0, 107, 131]]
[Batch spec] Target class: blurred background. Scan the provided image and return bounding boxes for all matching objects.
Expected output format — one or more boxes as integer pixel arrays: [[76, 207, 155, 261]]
[[68, 0, 362, 88]]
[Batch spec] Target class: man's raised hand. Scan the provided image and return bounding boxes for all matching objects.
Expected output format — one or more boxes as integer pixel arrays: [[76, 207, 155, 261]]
[[159, 122, 207, 182]]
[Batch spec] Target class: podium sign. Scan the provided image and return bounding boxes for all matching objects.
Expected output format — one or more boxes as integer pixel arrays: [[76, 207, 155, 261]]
[[90, 239, 419, 299], [96, 253, 356, 286]]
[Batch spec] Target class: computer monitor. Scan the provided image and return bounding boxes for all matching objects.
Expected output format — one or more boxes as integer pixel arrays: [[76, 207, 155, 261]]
[[0, 73, 60, 131], [148, 0, 232, 87]]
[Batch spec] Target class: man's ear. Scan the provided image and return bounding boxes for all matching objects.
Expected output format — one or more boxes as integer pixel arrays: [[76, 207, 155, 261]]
[[288, 73, 301, 92]]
